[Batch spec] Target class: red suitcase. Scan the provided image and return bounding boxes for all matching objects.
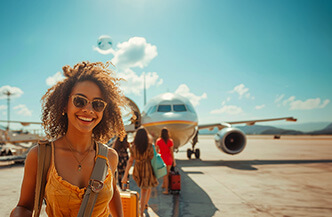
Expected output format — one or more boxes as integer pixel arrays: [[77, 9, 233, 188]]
[[169, 166, 181, 193]]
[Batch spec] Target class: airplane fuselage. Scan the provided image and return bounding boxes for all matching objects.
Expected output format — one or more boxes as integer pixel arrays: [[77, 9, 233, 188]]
[[140, 93, 198, 149]]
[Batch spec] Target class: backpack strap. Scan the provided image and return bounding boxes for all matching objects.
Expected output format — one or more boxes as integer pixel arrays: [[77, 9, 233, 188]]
[[77, 142, 109, 217], [33, 140, 52, 217]]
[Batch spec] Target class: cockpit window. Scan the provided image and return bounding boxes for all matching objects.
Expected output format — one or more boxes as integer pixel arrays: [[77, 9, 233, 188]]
[[157, 105, 172, 112], [173, 104, 187, 112], [186, 104, 195, 113], [146, 105, 157, 115]]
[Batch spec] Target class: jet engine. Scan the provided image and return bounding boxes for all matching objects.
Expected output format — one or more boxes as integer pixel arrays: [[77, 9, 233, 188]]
[[214, 127, 246, 155]]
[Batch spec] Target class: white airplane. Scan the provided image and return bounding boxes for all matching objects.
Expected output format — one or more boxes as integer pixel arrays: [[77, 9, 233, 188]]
[[125, 92, 297, 159]]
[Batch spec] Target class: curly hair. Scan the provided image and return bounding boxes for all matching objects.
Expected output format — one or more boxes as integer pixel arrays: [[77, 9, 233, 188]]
[[41, 61, 127, 143]]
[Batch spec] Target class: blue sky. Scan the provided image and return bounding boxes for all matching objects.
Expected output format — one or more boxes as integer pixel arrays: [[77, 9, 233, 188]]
[[0, 0, 331, 131]]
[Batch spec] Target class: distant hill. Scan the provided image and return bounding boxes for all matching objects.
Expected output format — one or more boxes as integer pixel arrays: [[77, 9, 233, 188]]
[[309, 123, 332, 135], [199, 122, 332, 135], [271, 122, 331, 132], [199, 128, 219, 135], [260, 128, 303, 135]]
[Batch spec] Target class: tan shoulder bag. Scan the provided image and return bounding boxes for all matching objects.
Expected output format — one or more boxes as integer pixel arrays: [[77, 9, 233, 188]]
[[33, 140, 52, 217]]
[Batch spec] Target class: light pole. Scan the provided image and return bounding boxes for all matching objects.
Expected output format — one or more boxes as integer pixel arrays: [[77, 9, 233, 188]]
[[3, 90, 13, 131]]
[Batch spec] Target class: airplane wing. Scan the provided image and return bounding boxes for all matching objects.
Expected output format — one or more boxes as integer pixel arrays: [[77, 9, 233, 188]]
[[198, 116, 297, 130]]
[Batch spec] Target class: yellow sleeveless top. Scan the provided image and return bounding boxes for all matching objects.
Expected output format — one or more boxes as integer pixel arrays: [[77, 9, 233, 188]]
[[44, 142, 114, 217]]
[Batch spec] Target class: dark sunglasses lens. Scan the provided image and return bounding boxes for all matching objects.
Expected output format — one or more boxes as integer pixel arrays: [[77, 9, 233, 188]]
[[92, 101, 106, 112], [73, 96, 87, 108]]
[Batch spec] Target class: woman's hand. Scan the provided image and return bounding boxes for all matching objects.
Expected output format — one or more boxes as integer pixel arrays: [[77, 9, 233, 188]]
[[121, 176, 128, 185], [121, 176, 129, 190]]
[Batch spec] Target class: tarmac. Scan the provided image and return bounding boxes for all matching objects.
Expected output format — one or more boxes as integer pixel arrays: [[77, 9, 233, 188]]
[[1, 135, 332, 217]]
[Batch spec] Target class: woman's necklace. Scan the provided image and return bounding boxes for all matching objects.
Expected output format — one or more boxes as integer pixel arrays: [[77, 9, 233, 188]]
[[64, 136, 93, 171]]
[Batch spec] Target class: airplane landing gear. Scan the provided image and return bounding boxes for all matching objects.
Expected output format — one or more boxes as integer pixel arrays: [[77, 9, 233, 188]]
[[187, 148, 192, 159], [186, 148, 200, 159], [187, 131, 200, 159], [194, 148, 200, 159]]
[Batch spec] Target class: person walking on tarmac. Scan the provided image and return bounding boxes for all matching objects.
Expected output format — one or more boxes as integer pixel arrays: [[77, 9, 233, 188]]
[[121, 127, 158, 217], [112, 135, 129, 189], [156, 127, 176, 194]]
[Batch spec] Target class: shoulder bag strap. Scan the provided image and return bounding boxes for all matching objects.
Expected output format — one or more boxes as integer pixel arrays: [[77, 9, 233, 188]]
[[33, 140, 52, 217], [77, 142, 109, 217]]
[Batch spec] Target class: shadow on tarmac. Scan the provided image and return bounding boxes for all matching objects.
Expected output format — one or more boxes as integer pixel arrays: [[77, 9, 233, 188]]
[[121, 158, 332, 216], [126, 165, 218, 217], [177, 159, 332, 171]]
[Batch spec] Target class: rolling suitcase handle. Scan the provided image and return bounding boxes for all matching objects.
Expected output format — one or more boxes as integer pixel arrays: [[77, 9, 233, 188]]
[[122, 181, 130, 191]]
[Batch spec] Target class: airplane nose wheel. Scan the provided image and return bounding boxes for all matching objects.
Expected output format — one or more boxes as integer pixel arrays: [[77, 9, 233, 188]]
[[187, 148, 200, 159], [187, 149, 192, 159], [194, 148, 200, 159], [188, 131, 200, 159]]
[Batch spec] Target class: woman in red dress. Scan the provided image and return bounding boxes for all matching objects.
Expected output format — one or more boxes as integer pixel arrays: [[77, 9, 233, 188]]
[[156, 128, 176, 194]]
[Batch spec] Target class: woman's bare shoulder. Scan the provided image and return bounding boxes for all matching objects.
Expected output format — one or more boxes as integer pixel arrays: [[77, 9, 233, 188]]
[[27, 145, 38, 162], [107, 147, 118, 171], [107, 147, 118, 158], [25, 141, 49, 170]]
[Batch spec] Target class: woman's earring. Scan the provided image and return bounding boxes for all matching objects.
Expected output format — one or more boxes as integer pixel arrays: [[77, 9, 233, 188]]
[[62, 112, 65, 116]]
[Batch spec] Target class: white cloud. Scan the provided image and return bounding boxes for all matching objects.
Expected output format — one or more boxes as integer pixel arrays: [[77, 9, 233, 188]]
[[13, 104, 32, 116], [275, 94, 285, 104], [221, 97, 231, 106], [93, 46, 115, 55], [118, 70, 163, 96], [288, 98, 330, 110], [283, 96, 295, 106], [0, 105, 6, 111], [280, 96, 330, 110], [94, 36, 160, 94], [0, 85, 23, 99], [210, 105, 243, 115], [157, 79, 163, 86], [174, 84, 207, 107], [255, 104, 265, 110], [230, 84, 254, 99], [46, 71, 65, 86], [111, 37, 158, 70]]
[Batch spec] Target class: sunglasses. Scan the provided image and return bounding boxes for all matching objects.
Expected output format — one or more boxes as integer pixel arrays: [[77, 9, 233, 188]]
[[70, 95, 107, 112]]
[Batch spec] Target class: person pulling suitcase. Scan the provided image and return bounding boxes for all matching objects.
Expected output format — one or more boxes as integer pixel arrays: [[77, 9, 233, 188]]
[[156, 128, 176, 195]]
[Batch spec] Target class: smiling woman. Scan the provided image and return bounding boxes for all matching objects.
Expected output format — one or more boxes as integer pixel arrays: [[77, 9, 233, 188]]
[[41, 61, 127, 143], [10, 61, 127, 217]]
